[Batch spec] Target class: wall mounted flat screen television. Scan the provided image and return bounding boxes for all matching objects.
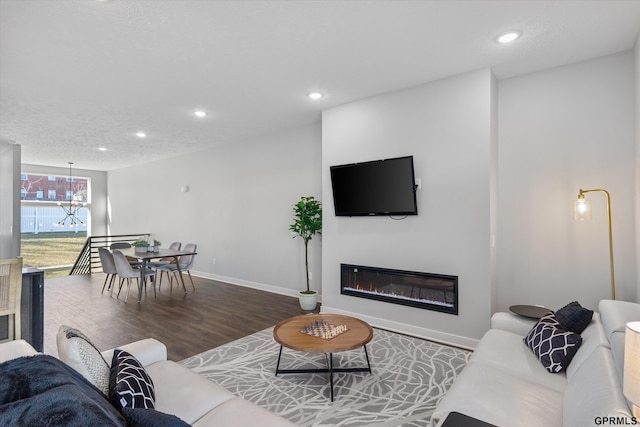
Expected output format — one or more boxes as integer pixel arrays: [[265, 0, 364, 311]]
[[330, 155, 418, 216]]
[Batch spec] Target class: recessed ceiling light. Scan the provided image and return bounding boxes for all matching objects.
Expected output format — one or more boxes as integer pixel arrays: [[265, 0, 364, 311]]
[[308, 92, 324, 100], [496, 31, 522, 44], [98, 147, 107, 152], [135, 132, 147, 138], [193, 110, 207, 118]]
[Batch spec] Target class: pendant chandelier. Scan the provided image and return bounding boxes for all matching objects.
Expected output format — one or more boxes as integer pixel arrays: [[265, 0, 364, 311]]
[[54, 162, 87, 228]]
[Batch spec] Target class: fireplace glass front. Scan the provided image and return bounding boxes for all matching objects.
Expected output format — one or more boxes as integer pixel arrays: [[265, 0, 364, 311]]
[[340, 264, 458, 315]]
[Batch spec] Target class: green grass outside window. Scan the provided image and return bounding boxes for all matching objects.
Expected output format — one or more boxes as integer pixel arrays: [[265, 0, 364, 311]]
[[21, 232, 87, 278]]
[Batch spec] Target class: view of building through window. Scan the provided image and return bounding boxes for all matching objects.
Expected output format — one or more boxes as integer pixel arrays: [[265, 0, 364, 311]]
[[21, 173, 88, 203], [20, 172, 90, 276]]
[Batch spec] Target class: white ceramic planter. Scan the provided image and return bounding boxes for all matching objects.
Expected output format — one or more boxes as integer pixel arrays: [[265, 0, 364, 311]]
[[298, 291, 318, 311]]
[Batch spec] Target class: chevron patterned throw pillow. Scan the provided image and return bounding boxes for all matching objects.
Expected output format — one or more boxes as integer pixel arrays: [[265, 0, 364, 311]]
[[523, 313, 582, 373], [109, 349, 156, 411]]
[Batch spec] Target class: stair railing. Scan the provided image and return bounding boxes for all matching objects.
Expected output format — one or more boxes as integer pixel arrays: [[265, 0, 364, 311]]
[[69, 233, 150, 275]]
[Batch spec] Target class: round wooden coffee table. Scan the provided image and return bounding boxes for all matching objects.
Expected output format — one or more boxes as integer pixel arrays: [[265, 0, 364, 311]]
[[273, 313, 373, 401]]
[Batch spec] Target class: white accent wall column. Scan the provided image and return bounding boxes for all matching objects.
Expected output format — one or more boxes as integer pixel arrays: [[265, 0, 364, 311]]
[[0, 140, 21, 258], [322, 69, 496, 347]]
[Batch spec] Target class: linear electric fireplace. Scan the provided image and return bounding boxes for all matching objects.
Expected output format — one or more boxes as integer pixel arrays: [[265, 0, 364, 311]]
[[340, 264, 458, 315]]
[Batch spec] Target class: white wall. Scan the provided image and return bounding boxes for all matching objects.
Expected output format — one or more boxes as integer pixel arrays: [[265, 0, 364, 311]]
[[107, 124, 322, 297], [498, 51, 637, 309], [321, 69, 495, 347], [21, 163, 109, 237]]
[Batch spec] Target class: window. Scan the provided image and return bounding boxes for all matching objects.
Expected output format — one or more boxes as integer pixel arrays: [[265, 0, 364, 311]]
[[21, 170, 91, 277], [21, 173, 90, 203], [20, 174, 27, 181]]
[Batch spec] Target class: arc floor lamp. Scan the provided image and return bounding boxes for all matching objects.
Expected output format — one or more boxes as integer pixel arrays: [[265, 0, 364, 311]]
[[574, 188, 615, 300]]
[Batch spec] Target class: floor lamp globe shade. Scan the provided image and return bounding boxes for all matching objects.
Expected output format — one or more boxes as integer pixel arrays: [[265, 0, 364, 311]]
[[624, 321, 640, 416], [574, 198, 592, 220]]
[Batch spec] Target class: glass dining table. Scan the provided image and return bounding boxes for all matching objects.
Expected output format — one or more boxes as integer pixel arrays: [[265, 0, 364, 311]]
[[119, 247, 198, 303]]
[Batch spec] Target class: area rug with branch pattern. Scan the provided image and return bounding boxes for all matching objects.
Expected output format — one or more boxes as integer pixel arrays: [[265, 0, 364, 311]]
[[180, 326, 471, 426]]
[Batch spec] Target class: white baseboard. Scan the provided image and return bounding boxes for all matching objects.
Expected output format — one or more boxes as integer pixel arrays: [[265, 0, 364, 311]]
[[190, 271, 472, 349], [191, 270, 321, 300], [321, 305, 478, 350]]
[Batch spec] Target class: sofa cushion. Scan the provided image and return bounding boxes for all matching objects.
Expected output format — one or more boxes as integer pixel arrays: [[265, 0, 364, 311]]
[[193, 397, 297, 427], [599, 299, 640, 382], [470, 329, 567, 392], [146, 360, 235, 424], [121, 407, 189, 427], [599, 299, 640, 339], [56, 325, 110, 395], [430, 361, 563, 427], [490, 312, 538, 336], [555, 301, 593, 333], [524, 315, 582, 373], [563, 346, 634, 426], [0, 339, 38, 363], [565, 312, 608, 381], [109, 349, 155, 411], [102, 338, 167, 368]]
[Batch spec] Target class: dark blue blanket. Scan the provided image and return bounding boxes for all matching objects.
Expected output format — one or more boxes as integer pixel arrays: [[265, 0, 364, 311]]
[[0, 354, 125, 427]]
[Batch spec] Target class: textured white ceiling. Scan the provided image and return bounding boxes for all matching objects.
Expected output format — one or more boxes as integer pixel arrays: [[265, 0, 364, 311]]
[[1, 0, 639, 171]]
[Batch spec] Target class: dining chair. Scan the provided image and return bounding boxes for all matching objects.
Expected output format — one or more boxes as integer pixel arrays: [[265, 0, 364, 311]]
[[110, 241, 142, 266], [157, 243, 197, 294], [112, 249, 156, 303], [98, 247, 118, 295], [0, 257, 23, 342], [149, 240, 181, 265], [109, 242, 131, 249]]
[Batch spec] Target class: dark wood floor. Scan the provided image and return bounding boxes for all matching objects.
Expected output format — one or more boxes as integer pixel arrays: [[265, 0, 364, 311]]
[[43, 273, 316, 361]]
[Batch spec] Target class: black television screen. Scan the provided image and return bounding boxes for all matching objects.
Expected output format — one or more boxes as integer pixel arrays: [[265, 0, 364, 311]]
[[330, 155, 418, 216]]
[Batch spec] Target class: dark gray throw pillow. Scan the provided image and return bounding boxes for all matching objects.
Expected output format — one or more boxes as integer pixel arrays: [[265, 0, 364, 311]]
[[109, 349, 155, 411], [524, 314, 582, 373], [555, 301, 593, 333]]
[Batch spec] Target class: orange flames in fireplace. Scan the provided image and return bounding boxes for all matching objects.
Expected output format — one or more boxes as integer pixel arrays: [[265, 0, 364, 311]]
[[340, 264, 458, 314]]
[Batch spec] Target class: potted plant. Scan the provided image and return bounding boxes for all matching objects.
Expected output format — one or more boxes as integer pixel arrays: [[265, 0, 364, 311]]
[[133, 238, 161, 253], [289, 196, 322, 310], [133, 239, 149, 253]]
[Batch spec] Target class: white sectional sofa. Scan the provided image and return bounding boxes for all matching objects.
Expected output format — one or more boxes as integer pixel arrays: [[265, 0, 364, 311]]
[[430, 299, 639, 426], [0, 337, 296, 427], [101, 337, 296, 426]]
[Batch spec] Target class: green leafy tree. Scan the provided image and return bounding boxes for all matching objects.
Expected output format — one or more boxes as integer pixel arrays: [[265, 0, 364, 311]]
[[289, 196, 322, 293]]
